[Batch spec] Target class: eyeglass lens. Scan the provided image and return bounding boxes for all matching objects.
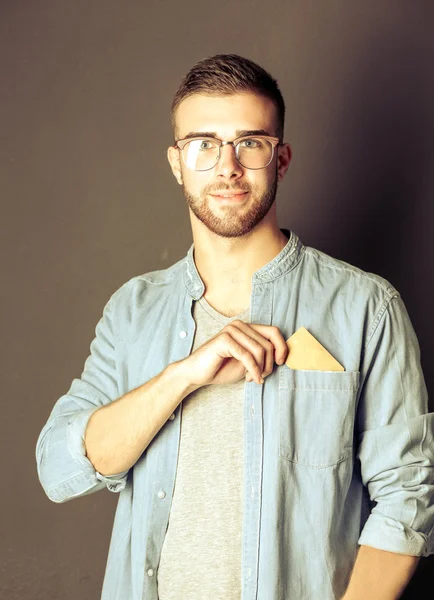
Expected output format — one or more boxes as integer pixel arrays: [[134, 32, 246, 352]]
[[183, 138, 273, 170]]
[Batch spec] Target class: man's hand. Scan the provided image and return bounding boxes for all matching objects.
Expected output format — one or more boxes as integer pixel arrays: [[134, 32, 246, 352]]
[[177, 321, 289, 391]]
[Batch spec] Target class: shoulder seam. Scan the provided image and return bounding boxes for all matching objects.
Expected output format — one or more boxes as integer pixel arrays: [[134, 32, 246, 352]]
[[133, 260, 183, 286], [304, 248, 397, 297], [366, 293, 401, 350]]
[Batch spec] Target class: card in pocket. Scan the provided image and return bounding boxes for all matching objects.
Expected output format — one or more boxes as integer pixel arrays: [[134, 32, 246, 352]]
[[285, 327, 344, 371]]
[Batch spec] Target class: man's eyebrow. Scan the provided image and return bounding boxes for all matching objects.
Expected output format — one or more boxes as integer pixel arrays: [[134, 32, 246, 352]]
[[180, 129, 272, 140], [236, 129, 272, 137]]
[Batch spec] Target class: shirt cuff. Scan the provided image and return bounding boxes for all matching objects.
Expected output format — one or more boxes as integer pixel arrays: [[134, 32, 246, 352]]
[[358, 512, 431, 557], [66, 407, 128, 493]]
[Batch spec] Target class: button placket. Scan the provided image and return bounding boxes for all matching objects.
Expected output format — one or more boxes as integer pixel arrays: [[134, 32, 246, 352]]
[[241, 282, 269, 600]]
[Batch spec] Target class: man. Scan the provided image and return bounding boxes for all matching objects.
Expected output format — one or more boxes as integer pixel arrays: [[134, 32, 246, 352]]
[[36, 54, 434, 599]]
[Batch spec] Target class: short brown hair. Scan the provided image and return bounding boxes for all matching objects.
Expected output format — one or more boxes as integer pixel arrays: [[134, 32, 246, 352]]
[[171, 54, 285, 141]]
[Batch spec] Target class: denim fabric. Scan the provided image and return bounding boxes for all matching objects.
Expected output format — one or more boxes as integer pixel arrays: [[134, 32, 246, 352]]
[[36, 230, 434, 600]]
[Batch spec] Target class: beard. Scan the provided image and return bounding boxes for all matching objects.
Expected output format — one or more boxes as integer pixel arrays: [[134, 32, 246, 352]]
[[181, 168, 279, 239]]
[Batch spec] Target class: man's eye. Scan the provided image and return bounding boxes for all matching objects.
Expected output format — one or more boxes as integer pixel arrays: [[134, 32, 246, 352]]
[[199, 140, 213, 150], [240, 138, 261, 148]]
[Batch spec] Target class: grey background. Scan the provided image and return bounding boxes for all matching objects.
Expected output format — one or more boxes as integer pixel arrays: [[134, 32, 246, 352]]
[[1, 1, 433, 597]]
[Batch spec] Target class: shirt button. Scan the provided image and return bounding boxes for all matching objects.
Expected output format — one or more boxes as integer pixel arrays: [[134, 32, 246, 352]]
[[147, 569, 154, 577], [157, 490, 166, 499], [179, 330, 187, 338], [168, 413, 175, 420]]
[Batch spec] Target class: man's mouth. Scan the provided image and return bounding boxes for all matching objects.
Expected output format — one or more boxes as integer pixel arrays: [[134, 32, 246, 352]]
[[209, 191, 249, 201]]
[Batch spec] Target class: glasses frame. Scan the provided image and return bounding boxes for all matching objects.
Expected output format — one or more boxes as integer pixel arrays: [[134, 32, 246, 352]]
[[174, 135, 282, 171]]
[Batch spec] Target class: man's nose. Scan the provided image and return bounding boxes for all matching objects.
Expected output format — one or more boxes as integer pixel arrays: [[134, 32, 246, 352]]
[[215, 143, 243, 178]]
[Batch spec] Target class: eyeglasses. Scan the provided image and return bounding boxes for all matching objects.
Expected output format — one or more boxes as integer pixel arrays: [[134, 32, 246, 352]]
[[174, 135, 281, 171]]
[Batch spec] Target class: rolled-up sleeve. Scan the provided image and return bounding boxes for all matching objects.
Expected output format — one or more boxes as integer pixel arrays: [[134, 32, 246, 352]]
[[36, 290, 129, 503], [356, 294, 434, 556]]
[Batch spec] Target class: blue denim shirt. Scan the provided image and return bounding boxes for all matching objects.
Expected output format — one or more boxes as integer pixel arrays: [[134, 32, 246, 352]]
[[36, 230, 434, 600]]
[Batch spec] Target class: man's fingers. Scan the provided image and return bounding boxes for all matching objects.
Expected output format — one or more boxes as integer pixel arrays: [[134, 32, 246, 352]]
[[226, 321, 288, 368], [248, 323, 288, 364], [222, 325, 268, 375], [218, 336, 264, 384]]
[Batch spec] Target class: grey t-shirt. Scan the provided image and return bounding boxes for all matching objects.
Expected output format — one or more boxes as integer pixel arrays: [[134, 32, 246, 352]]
[[157, 297, 250, 599]]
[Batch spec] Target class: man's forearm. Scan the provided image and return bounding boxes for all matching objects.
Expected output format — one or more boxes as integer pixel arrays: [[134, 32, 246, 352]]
[[84, 360, 198, 475], [342, 545, 419, 600]]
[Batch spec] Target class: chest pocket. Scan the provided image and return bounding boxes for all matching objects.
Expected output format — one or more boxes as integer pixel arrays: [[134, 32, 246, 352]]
[[278, 367, 360, 468]]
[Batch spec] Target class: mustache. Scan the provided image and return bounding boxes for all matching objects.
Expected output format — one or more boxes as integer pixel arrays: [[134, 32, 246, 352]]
[[206, 183, 251, 194]]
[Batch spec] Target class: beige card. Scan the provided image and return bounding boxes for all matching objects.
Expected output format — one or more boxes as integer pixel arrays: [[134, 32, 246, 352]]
[[285, 327, 344, 371]]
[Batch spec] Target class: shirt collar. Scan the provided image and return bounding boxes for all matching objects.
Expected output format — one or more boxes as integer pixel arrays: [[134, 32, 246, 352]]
[[183, 229, 304, 300]]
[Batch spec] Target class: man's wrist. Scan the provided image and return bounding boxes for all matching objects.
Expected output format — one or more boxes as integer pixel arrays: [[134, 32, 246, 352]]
[[164, 359, 201, 398]]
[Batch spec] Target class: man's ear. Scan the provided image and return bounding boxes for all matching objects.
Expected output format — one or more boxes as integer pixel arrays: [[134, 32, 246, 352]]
[[277, 143, 292, 182], [167, 146, 183, 185]]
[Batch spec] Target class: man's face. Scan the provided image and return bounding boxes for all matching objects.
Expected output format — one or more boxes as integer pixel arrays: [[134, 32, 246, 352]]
[[167, 93, 291, 238]]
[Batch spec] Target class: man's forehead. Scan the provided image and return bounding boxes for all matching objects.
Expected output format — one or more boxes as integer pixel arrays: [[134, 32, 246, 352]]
[[175, 93, 278, 137]]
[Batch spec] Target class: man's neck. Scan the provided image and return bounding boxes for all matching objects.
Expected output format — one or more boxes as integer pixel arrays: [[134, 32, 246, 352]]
[[193, 225, 289, 294]]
